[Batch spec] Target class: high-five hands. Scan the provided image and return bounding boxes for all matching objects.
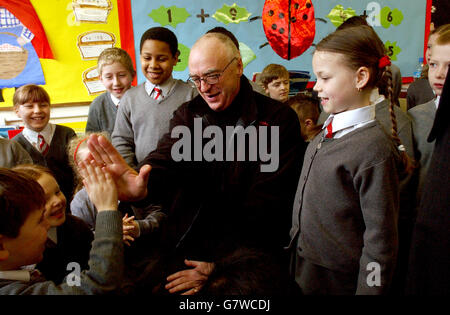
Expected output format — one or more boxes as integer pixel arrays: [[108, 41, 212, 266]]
[[79, 160, 118, 212], [85, 134, 152, 201]]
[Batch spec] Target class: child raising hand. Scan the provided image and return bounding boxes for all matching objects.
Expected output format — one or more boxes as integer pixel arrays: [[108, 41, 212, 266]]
[[80, 161, 118, 213], [70, 135, 164, 247], [0, 162, 123, 294]]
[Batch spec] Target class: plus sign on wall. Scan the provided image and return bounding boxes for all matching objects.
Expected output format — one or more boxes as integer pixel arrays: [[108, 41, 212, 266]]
[[197, 9, 209, 23]]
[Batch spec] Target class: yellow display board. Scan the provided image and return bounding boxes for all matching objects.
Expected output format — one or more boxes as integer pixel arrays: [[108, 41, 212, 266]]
[[0, 0, 121, 108], [59, 121, 88, 135]]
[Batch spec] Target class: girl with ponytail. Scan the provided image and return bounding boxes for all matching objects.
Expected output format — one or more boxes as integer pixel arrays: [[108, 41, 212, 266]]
[[288, 25, 413, 295]]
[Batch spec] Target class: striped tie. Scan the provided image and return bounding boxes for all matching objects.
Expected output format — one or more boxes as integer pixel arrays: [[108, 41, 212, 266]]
[[153, 87, 162, 100], [38, 134, 49, 155]]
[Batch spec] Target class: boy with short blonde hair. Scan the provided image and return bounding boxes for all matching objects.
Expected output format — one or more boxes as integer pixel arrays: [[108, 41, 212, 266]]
[[86, 47, 136, 136]]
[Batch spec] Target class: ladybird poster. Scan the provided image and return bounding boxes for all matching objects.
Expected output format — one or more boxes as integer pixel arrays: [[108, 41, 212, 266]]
[[128, 0, 428, 85]]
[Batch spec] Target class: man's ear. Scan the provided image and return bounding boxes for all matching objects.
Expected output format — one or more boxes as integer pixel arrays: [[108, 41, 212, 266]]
[[355, 66, 370, 90], [233, 57, 243, 78], [0, 236, 10, 261]]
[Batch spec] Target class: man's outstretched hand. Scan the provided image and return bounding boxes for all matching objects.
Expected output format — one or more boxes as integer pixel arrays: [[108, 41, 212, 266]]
[[85, 134, 151, 201]]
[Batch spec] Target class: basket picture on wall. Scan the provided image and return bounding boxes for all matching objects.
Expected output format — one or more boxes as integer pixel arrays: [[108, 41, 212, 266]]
[[0, 32, 28, 80]]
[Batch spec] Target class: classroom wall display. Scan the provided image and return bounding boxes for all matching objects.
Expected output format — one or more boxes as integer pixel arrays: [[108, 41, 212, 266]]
[[77, 31, 116, 60], [0, 0, 121, 108], [83, 66, 104, 95], [125, 0, 429, 86], [72, 0, 113, 23], [0, 0, 52, 89], [0, 0, 431, 108]]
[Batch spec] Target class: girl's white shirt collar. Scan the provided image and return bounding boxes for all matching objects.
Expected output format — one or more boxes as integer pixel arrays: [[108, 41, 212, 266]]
[[323, 104, 376, 139], [22, 123, 55, 149]]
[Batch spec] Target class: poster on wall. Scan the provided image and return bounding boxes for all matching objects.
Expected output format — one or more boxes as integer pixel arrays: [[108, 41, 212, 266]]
[[124, 0, 428, 86], [0, 0, 53, 89], [0, 0, 122, 107], [0, 0, 430, 107]]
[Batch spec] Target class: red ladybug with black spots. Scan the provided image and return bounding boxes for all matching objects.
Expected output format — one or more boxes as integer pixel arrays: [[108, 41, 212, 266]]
[[262, 0, 315, 60]]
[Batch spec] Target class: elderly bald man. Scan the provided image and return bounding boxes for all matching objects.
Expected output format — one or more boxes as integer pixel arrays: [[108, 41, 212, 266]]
[[86, 33, 305, 295]]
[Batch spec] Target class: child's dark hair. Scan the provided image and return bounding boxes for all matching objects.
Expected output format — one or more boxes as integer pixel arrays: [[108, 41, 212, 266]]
[[335, 17, 400, 105], [336, 15, 368, 31], [140, 27, 178, 56], [316, 25, 414, 173], [12, 164, 55, 182], [198, 248, 290, 295], [259, 64, 290, 89], [13, 84, 50, 108], [0, 168, 46, 238], [206, 27, 240, 49]]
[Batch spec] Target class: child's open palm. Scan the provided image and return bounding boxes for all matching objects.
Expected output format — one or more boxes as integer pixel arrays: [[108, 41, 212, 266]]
[[80, 161, 118, 212]]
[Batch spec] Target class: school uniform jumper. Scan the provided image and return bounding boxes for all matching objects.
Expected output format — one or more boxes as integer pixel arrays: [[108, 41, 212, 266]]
[[0, 138, 32, 168], [36, 214, 94, 284], [288, 111, 401, 295], [112, 79, 196, 168], [71, 186, 166, 234], [0, 211, 123, 295], [375, 97, 415, 294], [408, 99, 437, 199], [406, 74, 450, 295], [13, 124, 76, 202], [85, 91, 118, 136], [406, 78, 435, 110]]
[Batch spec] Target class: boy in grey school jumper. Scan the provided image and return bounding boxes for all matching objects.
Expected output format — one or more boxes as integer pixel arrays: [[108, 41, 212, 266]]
[[112, 27, 196, 168], [409, 29, 450, 202], [85, 47, 136, 137]]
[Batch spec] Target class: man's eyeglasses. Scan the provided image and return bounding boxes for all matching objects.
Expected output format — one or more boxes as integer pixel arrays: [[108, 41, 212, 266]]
[[188, 57, 237, 87]]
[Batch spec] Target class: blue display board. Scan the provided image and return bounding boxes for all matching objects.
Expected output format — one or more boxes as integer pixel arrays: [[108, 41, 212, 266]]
[[129, 0, 427, 84]]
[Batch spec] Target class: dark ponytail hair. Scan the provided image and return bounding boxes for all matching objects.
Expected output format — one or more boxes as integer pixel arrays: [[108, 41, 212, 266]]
[[315, 25, 414, 174]]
